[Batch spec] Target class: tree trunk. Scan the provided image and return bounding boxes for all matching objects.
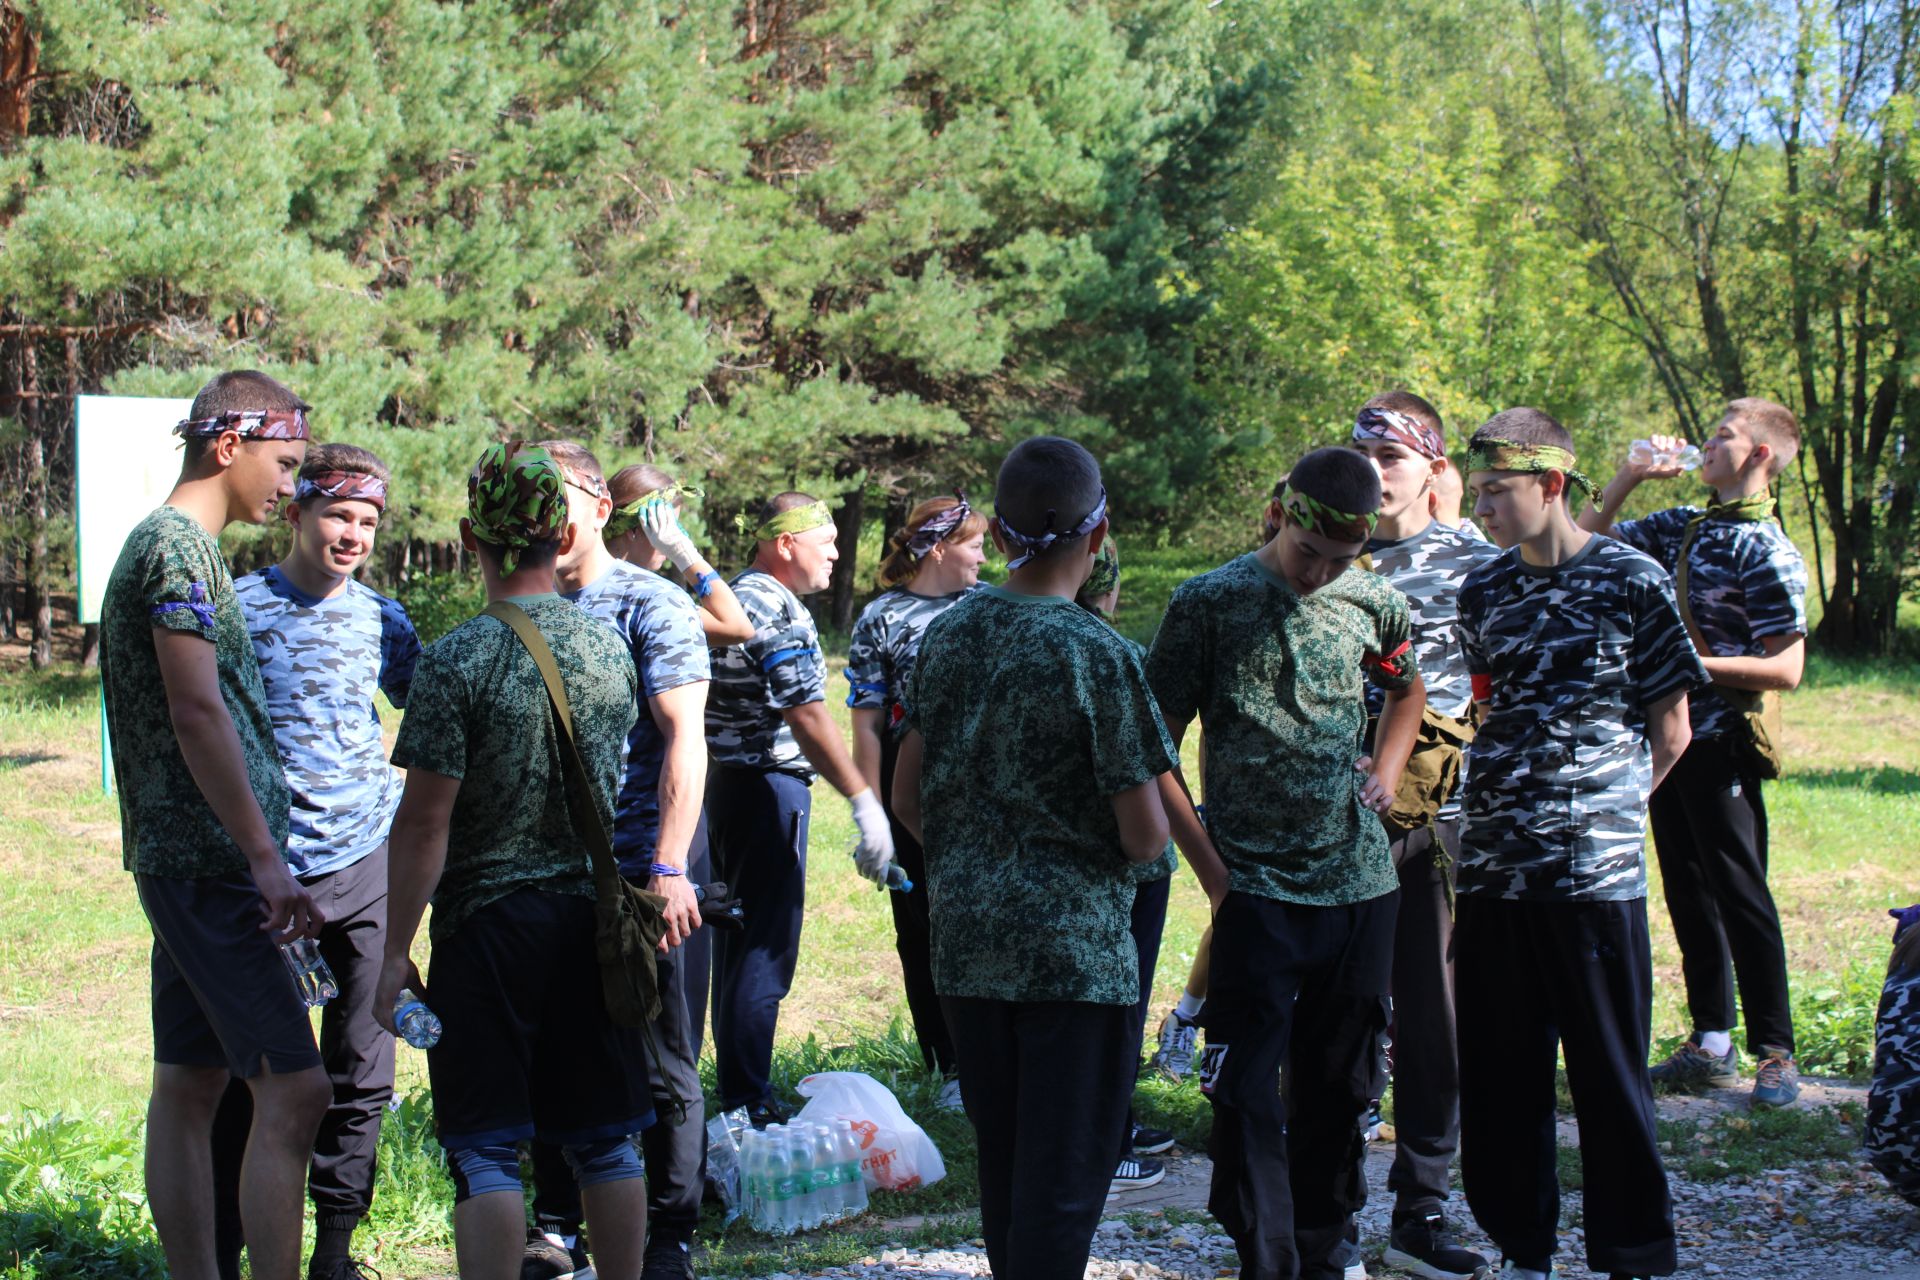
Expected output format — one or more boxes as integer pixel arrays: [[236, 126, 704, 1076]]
[[21, 337, 50, 668], [80, 623, 98, 667], [829, 487, 865, 634]]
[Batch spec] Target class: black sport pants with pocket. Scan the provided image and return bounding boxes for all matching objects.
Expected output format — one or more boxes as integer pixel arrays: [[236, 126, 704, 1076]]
[[1202, 889, 1396, 1280], [1386, 818, 1463, 1218]]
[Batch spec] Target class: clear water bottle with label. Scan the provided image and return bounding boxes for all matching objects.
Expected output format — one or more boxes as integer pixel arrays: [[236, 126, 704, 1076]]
[[392, 988, 442, 1049], [765, 1126, 798, 1234], [809, 1123, 842, 1224], [1627, 439, 1702, 471], [280, 937, 338, 1007], [836, 1119, 869, 1218]]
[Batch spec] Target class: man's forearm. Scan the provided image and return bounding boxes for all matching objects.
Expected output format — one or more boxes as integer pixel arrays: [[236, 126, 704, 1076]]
[[785, 701, 867, 797], [171, 700, 280, 864], [653, 729, 705, 870], [1159, 771, 1228, 902], [1578, 472, 1637, 535], [1372, 676, 1427, 787], [849, 709, 884, 797], [1700, 651, 1802, 692], [384, 812, 448, 966]]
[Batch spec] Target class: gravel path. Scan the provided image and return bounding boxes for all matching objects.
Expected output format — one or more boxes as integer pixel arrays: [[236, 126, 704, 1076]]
[[771, 1081, 1920, 1280]]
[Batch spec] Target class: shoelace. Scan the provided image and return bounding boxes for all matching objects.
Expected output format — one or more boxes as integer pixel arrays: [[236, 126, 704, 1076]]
[[1755, 1056, 1792, 1086]]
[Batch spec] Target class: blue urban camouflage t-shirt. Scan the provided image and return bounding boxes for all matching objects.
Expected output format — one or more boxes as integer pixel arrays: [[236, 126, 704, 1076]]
[[1612, 505, 1808, 739], [706, 570, 827, 778], [236, 566, 419, 878], [562, 559, 711, 874], [845, 586, 977, 734], [1456, 536, 1708, 902]]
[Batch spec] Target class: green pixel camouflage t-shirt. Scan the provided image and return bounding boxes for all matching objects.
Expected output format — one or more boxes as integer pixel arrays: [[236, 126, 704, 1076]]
[[391, 594, 637, 942], [1146, 554, 1417, 907], [904, 587, 1177, 1006], [100, 506, 290, 878]]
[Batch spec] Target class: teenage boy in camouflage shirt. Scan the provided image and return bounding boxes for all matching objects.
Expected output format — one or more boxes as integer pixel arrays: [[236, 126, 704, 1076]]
[[1579, 399, 1809, 1109], [1456, 408, 1705, 1280], [99, 369, 328, 1280], [217, 443, 419, 1280], [375, 444, 650, 1280], [703, 492, 893, 1123], [890, 436, 1192, 1280], [1147, 447, 1426, 1280], [1350, 392, 1499, 1280]]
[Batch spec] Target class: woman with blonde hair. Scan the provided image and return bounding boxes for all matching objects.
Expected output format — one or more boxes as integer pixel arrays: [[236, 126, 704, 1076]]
[[846, 494, 988, 1103]]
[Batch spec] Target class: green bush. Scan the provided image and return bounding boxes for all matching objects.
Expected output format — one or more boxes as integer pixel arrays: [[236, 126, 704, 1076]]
[[394, 572, 487, 646], [0, 1112, 166, 1279]]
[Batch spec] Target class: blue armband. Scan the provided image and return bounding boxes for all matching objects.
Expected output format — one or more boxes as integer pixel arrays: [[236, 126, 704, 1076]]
[[649, 862, 685, 878], [693, 571, 720, 599]]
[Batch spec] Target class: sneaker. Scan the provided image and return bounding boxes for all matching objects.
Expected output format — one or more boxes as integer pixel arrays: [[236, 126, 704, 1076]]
[[1383, 1211, 1491, 1280], [746, 1098, 788, 1129], [640, 1239, 696, 1280], [1130, 1124, 1176, 1155], [1750, 1047, 1800, 1109], [1151, 1009, 1199, 1081], [1648, 1038, 1738, 1091], [1328, 1234, 1368, 1280], [309, 1260, 382, 1280], [1494, 1264, 1556, 1279], [1108, 1155, 1166, 1194], [522, 1228, 593, 1280], [936, 1077, 964, 1111], [1361, 1103, 1385, 1144]]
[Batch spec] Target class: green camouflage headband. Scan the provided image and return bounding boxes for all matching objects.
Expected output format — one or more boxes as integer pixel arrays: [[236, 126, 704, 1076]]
[[604, 483, 706, 541], [467, 441, 568, 575], [1466, 441, 1597, 502], [1077, 538, 1120, 617], [740, 499, 833, 541], [1278, 487, 1378, 543]]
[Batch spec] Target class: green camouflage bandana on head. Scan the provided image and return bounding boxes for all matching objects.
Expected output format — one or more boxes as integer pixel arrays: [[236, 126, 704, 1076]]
[[1466, 441, 1598, 502], [740, 499, 833, 542], [604, 483, 706, 541], [1279, 486, 1378, 543], [1077, 538, 1120, 617], [467, 441, 568, 575]]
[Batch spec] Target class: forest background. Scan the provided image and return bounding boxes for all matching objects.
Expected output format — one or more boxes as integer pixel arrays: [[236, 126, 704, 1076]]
[[2, 0, 1919, 649]]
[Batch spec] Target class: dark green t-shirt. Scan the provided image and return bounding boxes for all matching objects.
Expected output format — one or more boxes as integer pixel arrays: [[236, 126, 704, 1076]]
[[905, 587, 1177, 1006], [100, 506, 289, 878], [391, 595, 637, 942], [1146, 554, 1417, 907]]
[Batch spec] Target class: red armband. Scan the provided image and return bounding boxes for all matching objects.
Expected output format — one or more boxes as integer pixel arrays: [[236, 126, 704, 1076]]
[[1471, 673, 1492, 702], [1363, 638, 1412, 679]]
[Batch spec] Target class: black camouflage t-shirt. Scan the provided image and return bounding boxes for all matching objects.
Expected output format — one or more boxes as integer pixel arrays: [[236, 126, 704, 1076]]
[[905, 587, 1176, 1006], [706, 571, 827, 777], [391, 594, 637, 942], [845, 585, 977, 735], [1146, 554, 1417, 907], [101, 506, 290, 879], [1456, 536, 1708, 902]]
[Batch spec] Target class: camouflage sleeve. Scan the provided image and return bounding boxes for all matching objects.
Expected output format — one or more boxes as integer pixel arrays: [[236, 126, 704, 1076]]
[[1088, 638, 1178, 798], [142, 524, 220, 642], [1612, 507, 1685, 562], [637, 594, 711, 698], [1868, 927, 1920, 1207], [389, 646, 469, 780], [379, 595, 422, 709], [1741, 530, 1809, 642], [1144, 585, 1205, 729], [845, 605, 889, 709], [1457, 579, 1490, 698], [1363, 585, 1418, 692], [1630, 568, 1710, 707]]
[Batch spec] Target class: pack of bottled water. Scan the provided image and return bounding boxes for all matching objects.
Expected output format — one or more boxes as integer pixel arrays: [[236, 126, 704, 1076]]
[[738, 1118, 869, 1234]]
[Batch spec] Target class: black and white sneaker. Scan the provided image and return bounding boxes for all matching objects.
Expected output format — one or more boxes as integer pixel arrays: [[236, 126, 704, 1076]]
[[640, 1238, 696, 1280], [1384, 1212, 1491, 1280], [522, 1227, 594, 1280], [1130, 1124, 1176, 1155], [1108, 1155, 1166, 1194]]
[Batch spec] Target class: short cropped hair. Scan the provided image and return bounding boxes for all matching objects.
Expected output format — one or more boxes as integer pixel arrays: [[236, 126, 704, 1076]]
[[1361, 389, 1444, 440], [1470, 406, 1575, 455], [297, 443, 389, 503], [1726, 398, 1801, 475], [754, 490, 822, 530], [185, 370, 309, 463], [535, 438, 604, 485], [608, 463, 677, 508], [994, 436, 1103, 561], [473, 537, 560, 573], [1287, 447, 1382, 516]]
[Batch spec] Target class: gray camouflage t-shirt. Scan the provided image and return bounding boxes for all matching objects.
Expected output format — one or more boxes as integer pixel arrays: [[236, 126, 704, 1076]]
[[1456, 537, 1707, 902], [391, 595, 637, 942], [706, 570, 827, 777], [1612, 506, 1807, 740], [845, 585, 977, 734], [905, 587, 1177, 1006]]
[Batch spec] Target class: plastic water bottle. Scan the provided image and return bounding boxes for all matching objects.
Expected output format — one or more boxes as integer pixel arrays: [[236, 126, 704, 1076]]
[[1628, 439, 1703, 471], [279, 937, 338, 1007], [810, 1123, 843, 1224], [882, 863, 914, 893], [794, 1126, 823, 1229], [392, 989, 442, 1049], [738, 1128, 762, 1227], [765, 1127, 798, 1234], [836, 1119, 869, 1218]]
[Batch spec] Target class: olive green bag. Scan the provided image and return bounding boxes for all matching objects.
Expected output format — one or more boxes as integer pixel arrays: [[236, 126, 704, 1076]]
[[1674, 527, 1785, 781], [1381, 705, 1476, 838]]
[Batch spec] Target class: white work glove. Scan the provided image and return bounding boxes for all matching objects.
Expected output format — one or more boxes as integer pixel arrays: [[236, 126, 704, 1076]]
[[640, 499, 702, 574], [850, 788, 896, 882]]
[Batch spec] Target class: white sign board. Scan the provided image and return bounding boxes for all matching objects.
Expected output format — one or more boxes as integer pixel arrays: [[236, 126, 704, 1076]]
[[74, 395, 191, 625]]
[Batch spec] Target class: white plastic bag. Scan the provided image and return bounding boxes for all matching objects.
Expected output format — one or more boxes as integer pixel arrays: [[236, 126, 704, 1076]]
[[793, 1070, 946, 1193]]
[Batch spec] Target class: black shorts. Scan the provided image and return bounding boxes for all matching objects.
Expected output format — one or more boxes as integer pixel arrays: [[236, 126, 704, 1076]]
[[426, 888, 655, 1152], [136, 871, 323, 1078]]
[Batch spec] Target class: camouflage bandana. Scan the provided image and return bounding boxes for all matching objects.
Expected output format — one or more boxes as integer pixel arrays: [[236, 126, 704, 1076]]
[[1076, 538, 1120, 617], [904, 496, 974, 561], [997, 488, 1108, 571], [293, 470, 387, 510], [467, 441, 568, 575], [1466, 441, 1598, 502], [173, 408, 311, 442], [1353, 406, 1445, 460], [563, 469, 610, 502], [743, 499, 834, 542], [1278, 486, 1378, 543], [604, 483, 706, 541], [1699, 491, 1777, 524]]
